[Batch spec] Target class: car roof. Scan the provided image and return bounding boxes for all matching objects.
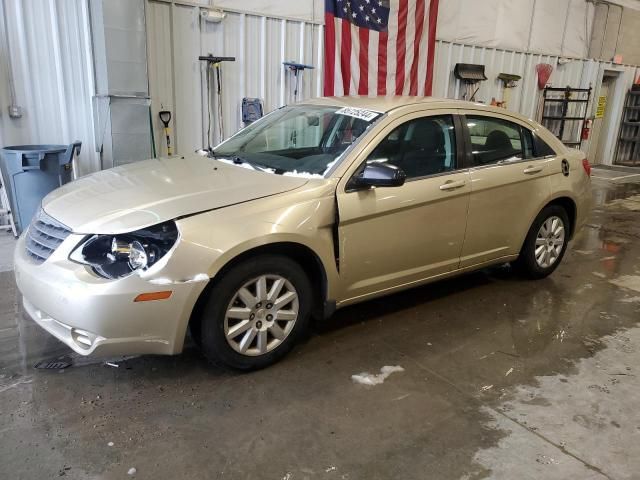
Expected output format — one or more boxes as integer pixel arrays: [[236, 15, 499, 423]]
[[302, 96, 568, 156], [303, 96, 488, 113]]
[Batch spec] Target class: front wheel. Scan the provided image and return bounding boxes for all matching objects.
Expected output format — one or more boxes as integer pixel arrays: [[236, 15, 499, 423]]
[[516, 205, 570, 279], [198, 254, 312, 371]]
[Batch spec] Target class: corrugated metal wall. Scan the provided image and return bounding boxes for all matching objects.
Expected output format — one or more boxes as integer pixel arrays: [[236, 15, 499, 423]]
[[2, 1, 639, 173], [146, 0, 324, 156], [432, 41, 600, 118], [145, 5, 640, 165], [0, 0, 99, 176], [431, 40, 640, 163]]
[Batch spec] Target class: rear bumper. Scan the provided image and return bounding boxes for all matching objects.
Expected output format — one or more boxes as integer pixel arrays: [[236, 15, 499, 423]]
[[14, 233, 208, 356], [573, 180, 592, 238]]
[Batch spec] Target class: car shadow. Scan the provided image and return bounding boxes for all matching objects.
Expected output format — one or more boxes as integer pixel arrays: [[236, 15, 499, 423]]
[[314, 264, 518, 335]]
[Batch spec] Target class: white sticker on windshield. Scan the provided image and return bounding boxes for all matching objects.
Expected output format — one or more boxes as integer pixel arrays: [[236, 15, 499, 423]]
[[335, 107, 380, 122]]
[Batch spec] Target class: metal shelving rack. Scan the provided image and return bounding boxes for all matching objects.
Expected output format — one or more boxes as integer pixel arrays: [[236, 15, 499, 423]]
[[541, 86, 592, 149], [614, 88, 640, 166]]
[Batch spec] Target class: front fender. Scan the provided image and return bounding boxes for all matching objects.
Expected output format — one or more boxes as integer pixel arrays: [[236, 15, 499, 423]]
[[174, 192, 340, 298]]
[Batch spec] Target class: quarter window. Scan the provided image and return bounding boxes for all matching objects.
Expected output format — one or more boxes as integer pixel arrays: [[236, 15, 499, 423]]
[[467, 116, 525, 165], [522, 128, 534, 159], [365, 115, 457, 179], [534, 134, 557, 157]]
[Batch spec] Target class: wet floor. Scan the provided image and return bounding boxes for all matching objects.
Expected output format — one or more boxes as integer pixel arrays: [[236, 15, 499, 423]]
[[2, 168, 640, 479]]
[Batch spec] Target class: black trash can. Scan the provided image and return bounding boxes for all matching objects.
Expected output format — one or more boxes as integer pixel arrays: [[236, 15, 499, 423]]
[[0, 141, 81, 235]]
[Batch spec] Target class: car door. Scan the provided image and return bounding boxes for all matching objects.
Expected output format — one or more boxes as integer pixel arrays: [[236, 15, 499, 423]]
[[459, 112, 553, 268], [336, 111, 470, 302]]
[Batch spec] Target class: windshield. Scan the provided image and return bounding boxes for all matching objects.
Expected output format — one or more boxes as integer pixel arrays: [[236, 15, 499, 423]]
[[213, 105, 382, 178]]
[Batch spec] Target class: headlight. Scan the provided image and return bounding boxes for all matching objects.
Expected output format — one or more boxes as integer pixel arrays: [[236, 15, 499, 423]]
[[70, 221, 179, 279]]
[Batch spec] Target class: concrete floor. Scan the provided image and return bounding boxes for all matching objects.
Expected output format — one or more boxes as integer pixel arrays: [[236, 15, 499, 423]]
[[2, 168, 640, 479], [0, 231, 16, 273]]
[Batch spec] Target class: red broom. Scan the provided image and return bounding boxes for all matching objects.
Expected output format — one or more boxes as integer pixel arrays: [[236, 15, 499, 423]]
[[536, 63, 553, 90], [535, 63, 554, 121]]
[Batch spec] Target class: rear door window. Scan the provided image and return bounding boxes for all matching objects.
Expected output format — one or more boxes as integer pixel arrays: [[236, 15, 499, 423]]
[[466, 116, 525, 165]]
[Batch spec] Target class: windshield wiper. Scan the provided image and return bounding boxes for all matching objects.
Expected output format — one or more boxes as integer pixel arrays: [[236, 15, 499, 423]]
[[228, 155, 274, 173], [208, 152, 275, 173], [232, 155, 258, 170]]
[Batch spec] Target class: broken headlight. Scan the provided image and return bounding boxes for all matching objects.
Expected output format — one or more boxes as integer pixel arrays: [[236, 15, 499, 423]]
[[70, 221, 179, 279]]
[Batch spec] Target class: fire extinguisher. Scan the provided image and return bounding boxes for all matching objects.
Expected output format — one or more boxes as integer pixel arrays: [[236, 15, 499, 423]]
[[581, 119, 592, 140]]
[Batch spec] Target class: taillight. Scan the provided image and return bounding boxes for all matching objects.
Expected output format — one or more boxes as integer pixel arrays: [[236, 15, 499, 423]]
[[582, 158, 591, 177]]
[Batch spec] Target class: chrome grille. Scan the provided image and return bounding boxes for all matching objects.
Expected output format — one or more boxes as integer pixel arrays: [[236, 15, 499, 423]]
[[25, 209, 71, 264]]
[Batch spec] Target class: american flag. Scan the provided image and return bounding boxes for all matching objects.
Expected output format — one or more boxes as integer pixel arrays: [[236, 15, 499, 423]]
[[324, 0, 439, 97]]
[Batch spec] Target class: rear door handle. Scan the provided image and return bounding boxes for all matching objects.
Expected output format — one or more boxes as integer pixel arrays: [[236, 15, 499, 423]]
[[439, 180, 466, 191], [523, 165, 544, 174]]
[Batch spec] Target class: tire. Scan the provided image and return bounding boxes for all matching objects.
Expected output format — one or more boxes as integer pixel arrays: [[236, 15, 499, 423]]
[[198, 254, 312, 371], [515, 205, 570, 279]]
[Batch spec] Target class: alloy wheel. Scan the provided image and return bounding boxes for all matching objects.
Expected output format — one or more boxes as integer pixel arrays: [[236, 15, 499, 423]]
[[534, 216, 565, 268], [224, 275, 299, 356]]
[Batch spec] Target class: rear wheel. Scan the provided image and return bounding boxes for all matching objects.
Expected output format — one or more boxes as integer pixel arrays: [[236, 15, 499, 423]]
[[516, 205, 569, 279], [199, 255, 312, 371]]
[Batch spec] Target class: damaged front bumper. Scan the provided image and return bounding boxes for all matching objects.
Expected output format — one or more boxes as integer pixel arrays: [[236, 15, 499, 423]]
[[14, 233, 209, 356]]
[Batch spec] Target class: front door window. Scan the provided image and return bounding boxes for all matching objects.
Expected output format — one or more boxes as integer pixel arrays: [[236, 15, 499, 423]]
[[365, 115, 457, 179]]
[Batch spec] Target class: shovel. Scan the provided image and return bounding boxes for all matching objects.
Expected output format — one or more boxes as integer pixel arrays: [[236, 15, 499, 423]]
[[159, 110, 173, 156]]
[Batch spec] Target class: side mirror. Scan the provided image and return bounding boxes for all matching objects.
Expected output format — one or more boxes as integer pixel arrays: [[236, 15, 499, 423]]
[[350, 163, 406, 189]]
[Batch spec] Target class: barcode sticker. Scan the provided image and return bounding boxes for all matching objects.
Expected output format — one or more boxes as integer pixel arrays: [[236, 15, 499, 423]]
[[335, 107, 381, 122]]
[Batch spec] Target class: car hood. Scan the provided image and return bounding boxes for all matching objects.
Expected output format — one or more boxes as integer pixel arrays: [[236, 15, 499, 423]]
[[42, 155, 309, 234]]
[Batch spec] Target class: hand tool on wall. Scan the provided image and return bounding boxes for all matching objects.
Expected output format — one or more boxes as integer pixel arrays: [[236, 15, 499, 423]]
[[148, 107, 157, 158], [198, 55, 235, 154], [215, 63, 224, 141], [497, 73, 521, 110], [453, 63, 487, 102], [283, 61, 314, 104], [159, 110, 172, 156]]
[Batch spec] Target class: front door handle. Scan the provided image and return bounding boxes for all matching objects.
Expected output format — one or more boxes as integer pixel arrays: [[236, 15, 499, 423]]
[[523, 165, 544, 174], [439, 180, 466, 191]]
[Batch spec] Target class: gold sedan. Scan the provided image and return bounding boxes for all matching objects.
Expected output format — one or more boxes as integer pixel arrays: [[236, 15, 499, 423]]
[[14, 97, 591, 370]]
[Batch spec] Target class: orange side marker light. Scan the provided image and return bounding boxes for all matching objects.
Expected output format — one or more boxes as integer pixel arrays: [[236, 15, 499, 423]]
[[134, 291, 173, 302]]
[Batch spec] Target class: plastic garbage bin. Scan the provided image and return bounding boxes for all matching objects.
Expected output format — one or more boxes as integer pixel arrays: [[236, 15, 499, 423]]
[[0, 141, 81, 235]]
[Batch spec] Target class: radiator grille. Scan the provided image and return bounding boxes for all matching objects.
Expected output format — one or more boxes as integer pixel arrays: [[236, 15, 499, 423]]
[[25, 209, 71, 264]]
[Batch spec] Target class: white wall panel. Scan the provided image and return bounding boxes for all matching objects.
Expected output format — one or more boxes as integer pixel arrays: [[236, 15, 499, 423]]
[[0, 0, 99, 175], [528, 0, 570, 56], [2, 0, 639, 174], [170, 4, 203, 153], [212, 0, 322, 23], [432, 40, 597, 120], [146, 1, 174, 156], [437, 0, 595, 58], [563, 0, 593, 58], [147, 0, 322, 154], [432, 39, 640, 163]]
